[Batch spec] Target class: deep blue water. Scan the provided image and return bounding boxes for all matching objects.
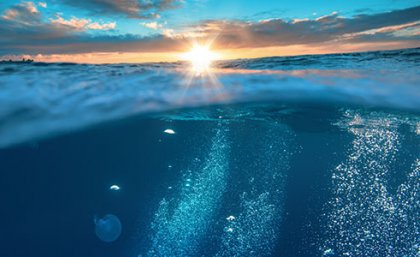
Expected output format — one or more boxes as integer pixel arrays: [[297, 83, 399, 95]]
[[0, 48, 419, 257]]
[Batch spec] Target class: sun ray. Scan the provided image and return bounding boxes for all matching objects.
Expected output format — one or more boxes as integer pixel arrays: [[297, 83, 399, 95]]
[[181, 43, 220, 75]]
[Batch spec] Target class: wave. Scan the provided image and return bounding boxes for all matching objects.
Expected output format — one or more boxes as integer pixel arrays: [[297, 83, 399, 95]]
[[216, 47, 420, 70], [0, 48, 418, 148]]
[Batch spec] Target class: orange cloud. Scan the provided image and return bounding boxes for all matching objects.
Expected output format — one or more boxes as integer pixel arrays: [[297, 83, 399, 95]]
[[50, 15, 116, 31]]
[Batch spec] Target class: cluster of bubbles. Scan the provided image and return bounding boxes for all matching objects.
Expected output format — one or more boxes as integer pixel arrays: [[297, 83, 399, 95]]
[[140, 120, 294, 257], [134, 108, 417, 256], [147, 126, 230, 256], [216, 192, 278, 257], [323, 110, 419, 256], [216, 123, 293, 257]]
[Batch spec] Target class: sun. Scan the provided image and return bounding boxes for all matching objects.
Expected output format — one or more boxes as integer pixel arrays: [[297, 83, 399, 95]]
[[181, 44, 219, 75]]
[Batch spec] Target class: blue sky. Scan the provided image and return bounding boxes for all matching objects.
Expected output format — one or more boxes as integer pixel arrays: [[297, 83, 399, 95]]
[[2, 0, 415, 34], [0, 0, 419, 62]]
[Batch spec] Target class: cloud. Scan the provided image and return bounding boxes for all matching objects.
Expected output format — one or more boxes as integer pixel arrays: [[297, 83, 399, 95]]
[[0, 1, 180, 55], [49, 15, 90, 30], [50, 15, 116, 31], [0, 2, 121, 55], [58, 0, 183, 19], [87, 21, 116, 30], [162, 28, 175, 37], [141, 21, 163, 30], [0, 4, 419, 59], [185, 6, 420, 49], [2, 1, 40, 24], [340, 21, 420, 43], [38, 2, 47, 8]]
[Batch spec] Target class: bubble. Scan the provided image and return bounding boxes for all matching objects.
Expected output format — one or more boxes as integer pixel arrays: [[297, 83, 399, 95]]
[[323, 248, 334, 256], [109, 185, 120, 191], [226, 215, 236, 221], [94, 214, 122, 243], [164, 129, 176, 135]]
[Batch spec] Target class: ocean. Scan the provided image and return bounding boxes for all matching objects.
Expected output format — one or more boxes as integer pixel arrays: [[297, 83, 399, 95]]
[[0, 48, 419, 257]]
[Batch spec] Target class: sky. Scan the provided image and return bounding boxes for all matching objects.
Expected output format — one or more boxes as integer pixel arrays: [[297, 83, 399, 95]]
[[0, 0, 419, 63]]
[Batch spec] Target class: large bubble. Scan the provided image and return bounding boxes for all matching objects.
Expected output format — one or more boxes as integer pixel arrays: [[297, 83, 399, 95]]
[[94, 214, 122, 243]]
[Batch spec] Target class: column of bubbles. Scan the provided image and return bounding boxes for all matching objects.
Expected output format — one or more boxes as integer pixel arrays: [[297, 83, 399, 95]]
[[146, 126, 230, 256], [216, 122, 294, 257], [322, 110, 419, 256]]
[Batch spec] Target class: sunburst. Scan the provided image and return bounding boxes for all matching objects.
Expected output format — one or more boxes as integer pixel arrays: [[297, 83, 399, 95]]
[[181, 44, 219, 75]]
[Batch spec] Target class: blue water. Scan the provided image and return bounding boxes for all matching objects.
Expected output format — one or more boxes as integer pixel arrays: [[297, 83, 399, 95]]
[[0, 48, 419, 257]]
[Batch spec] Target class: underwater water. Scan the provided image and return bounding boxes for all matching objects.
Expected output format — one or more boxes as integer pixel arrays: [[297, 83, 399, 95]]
[[0, 48, 419, 257]]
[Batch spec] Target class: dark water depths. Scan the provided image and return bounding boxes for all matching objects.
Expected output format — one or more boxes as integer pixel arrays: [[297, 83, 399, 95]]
[[0, 48, 419, 257], [0, 105, 418, 257]]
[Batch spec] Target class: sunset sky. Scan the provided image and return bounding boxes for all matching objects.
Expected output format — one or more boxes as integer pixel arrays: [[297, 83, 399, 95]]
[[1, 0, 419, 63]]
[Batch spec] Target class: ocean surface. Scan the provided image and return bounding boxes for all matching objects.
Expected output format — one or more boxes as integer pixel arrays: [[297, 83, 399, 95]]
[[0, 48, 419, 257]]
